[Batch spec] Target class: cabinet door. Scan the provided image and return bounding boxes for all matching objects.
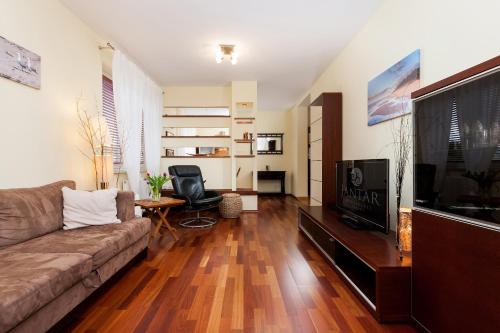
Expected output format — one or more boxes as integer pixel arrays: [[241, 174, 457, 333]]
[[310, 180, 322, 206], [310, 119, 322, 142], [310, 139, 322, 161], [299, 213, 335, 260]]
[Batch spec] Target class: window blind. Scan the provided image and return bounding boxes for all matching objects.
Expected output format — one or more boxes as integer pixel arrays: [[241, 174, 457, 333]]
[[447, 99, 464, 163], [447, 94, 500, 163], [102, 76, 145, 166]]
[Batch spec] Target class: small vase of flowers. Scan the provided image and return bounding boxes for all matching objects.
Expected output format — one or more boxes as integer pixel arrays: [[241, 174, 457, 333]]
[[145, 172, 172, 201]]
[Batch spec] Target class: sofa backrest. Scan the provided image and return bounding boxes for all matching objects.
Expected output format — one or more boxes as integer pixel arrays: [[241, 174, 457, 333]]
[[0, 180, 75, 248]]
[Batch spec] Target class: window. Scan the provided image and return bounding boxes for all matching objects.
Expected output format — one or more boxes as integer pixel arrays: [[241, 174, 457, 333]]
[[102, 76, 145, 170], [447, 95, 500, 163], [447, 99, 464, 163]]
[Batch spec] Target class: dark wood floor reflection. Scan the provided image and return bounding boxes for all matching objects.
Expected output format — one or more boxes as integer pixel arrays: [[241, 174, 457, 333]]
[[60, 196, 416, 332]]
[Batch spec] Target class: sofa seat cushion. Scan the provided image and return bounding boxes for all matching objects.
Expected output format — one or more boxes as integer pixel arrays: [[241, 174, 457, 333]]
[[7, 218, 151, 269], [0, 252, 92, 332]]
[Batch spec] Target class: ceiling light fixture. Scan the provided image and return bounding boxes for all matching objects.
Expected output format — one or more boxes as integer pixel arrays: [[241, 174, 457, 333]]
[[215, 44, 238, 65]]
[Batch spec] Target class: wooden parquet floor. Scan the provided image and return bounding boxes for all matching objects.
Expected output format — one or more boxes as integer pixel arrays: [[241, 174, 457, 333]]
[[56, 196, 416, 333]]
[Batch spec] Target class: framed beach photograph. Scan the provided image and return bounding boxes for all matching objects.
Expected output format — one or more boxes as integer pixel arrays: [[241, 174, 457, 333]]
[[0, 36, 41, 89], [367, 50, 420, 126]]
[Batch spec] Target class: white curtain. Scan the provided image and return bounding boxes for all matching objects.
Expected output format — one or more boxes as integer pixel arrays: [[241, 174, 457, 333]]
[[113, 50, 163, 198], [143, 77, 163, 176], [113, 50, 144, 196]]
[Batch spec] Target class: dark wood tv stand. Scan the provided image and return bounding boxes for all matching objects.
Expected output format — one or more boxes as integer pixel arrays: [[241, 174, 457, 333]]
[[298, 205, 411, 322]]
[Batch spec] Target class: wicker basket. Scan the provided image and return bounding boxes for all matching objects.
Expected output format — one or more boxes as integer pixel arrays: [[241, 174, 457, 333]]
[[219, 193, 243, 218]]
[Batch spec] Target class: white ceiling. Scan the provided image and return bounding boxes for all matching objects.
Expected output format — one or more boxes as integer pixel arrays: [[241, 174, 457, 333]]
[[62, 0, 381, 110]]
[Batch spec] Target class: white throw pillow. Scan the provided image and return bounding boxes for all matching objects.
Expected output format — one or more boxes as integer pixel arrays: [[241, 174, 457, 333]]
[[61, 187, 121, 230]]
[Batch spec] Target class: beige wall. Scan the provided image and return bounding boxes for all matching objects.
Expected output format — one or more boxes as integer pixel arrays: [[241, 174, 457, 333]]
[[0, 0, 103, 190], [256, 110, 293, 193], [163, 86, 231, 107], [289, 98, 309, 198], [290, 0, 500, 229]]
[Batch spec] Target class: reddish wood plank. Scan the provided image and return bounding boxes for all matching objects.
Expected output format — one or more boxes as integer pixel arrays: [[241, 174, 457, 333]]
[[51, 197, 416, 333]]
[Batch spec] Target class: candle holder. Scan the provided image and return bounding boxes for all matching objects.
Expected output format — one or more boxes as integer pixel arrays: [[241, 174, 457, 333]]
[[398, 208, 412, 259]]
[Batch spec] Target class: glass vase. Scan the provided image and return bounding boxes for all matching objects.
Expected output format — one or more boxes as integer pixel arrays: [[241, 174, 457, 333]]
[[150, 187, 161, 201]]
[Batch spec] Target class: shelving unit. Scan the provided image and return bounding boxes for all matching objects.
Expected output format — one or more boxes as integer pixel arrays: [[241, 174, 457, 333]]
[[230, 81, 258, 210], [162, 115, 231, 118], [309, 93, 342, 206], [163, 135, 230, 138], [161, 106, 232, 190], [160, 82, 259, 210], [161, 155, 230, 159], [234, 139, 254, 143]]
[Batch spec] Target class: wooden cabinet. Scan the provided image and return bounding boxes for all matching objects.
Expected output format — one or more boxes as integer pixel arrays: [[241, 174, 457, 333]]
[[410, 55, 500, 332], [309, 93, 342, 207], [412, 209, 500, 332], [298, 206, 411, 322]]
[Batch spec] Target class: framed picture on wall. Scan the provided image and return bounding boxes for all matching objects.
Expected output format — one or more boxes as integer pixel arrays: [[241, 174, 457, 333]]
[[0, 36, 41, 89], [367, 49, 420, 126], [257, 133, 284, 155]]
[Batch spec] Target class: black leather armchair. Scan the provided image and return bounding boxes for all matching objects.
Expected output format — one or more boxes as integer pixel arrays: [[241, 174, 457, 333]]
[[168, 165, 223, 228]]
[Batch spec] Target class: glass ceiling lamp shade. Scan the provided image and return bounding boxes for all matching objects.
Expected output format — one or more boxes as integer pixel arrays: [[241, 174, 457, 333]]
[[215, 48, 223, 63], [215, 44, 237, 65], [230, 52, 238, 65]]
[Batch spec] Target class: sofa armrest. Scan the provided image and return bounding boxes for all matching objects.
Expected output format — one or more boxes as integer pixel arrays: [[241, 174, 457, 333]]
[[117, 191, 135, 222]]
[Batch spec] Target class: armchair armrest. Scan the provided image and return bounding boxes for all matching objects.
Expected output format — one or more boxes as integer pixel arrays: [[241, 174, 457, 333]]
[[116, 191, 135, 222], [172, 193, 191, 206]]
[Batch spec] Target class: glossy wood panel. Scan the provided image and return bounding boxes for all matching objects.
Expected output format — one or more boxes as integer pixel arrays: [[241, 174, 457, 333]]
[[299, 205, 411, 268], [298, 206, 411, 322], [411, 55, 500, 98], [412, 209, 500, 332], [52, 197, 415, 333], [318, 93, 342, 207]]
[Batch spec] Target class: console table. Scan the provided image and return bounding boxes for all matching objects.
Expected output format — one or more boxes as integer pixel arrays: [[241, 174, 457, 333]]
[[257, 171, 286, 195], [298, 205, 411, 322]]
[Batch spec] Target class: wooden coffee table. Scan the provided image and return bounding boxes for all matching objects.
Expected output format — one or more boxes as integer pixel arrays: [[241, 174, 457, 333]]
[[135, 197, 185, 242]]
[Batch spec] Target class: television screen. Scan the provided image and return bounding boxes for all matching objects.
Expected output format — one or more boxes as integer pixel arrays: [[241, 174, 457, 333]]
[[336, 159, 389, 233], [414, 69, 500, 228]]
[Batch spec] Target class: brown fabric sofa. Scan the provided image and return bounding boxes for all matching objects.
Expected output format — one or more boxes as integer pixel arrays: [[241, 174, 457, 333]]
[[0, 181, 151, 333]]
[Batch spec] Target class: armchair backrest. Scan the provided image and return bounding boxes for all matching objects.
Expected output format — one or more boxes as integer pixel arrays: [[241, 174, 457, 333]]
[[168, 165, 206, 201]]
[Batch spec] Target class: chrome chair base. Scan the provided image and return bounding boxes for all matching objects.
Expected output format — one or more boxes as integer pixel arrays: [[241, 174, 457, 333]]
[[178, 211, 217, 228]]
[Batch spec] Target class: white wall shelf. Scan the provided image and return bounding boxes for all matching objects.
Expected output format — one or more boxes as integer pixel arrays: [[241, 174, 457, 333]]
[[163, 135, 231, 138], [162, 115, 231, 118]]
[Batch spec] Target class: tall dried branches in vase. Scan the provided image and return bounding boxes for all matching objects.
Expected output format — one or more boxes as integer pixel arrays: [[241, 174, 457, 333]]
[[76, 98, 110, 190], [392, 115, 411, 258]]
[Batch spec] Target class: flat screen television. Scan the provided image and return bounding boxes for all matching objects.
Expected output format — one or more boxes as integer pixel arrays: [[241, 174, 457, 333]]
[[336, 159, 389, 233], [413, 68, 500, 230]]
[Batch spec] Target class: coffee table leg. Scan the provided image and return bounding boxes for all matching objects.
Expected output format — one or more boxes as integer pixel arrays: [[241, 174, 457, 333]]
[[149, 210, 162, 242], [155, 207, 179, 241]]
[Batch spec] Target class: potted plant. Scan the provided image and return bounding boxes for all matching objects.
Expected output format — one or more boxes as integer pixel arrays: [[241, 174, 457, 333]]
[[145, 173, 173, 201]]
